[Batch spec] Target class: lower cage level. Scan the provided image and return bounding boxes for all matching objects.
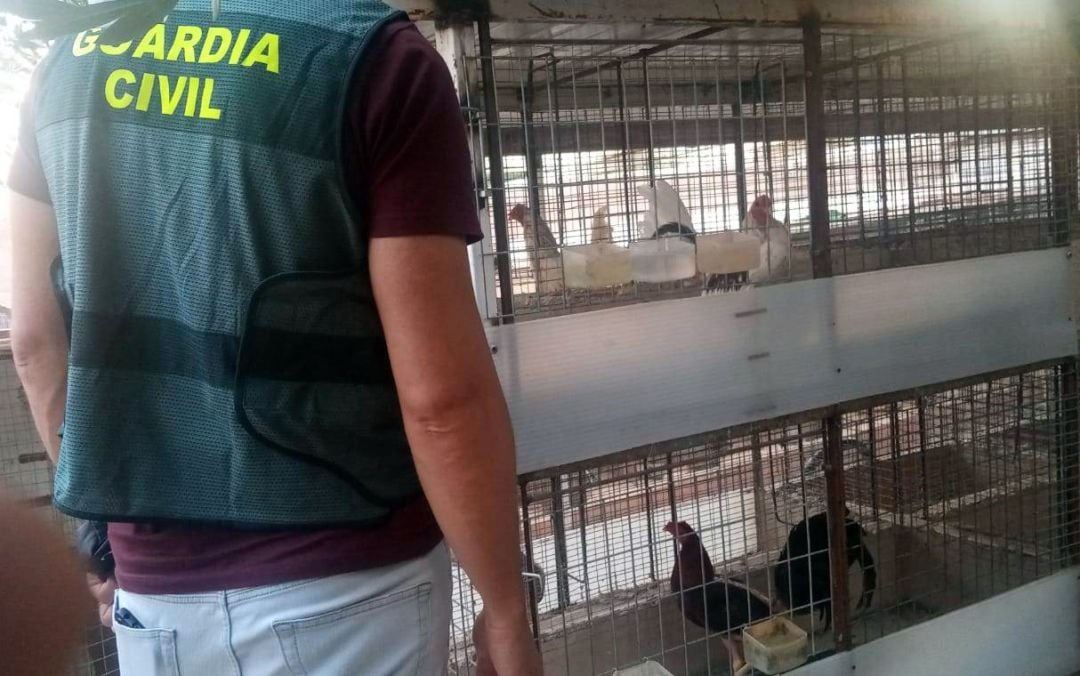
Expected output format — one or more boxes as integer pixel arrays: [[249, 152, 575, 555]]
[[0, 358, 1075, 676], [449, 361, 1079, 675]]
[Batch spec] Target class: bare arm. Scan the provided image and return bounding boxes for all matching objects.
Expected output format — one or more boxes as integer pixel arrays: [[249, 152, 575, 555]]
[[0, 492, 87, 676], [9, 192, 68, 464], [369, 235, 527, 615]]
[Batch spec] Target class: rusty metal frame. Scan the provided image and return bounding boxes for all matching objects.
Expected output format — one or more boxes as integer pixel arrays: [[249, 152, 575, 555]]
[[389, 0, 1052, 28]]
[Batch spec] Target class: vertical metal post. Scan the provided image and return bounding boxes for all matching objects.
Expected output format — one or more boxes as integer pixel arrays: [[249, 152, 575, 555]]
[[1059, 360, 1080, 565], [643, 458, 657, 581], [435, 22, 498, 320], [752, 433, 770, 550], [852, 39, 867, 247], [1005, 71, 1015, 239], [666, 452, 678, 527], [477, 19, 517, 323], [874, 61, 890, 255], [519, 480, 542, 643], [759, 65, 775, 198], [618, 63, 635, 242], [734, 48, 749, 221], [522, 64, 543, 225], [1050, 87, 1078, 247], [823, 412, 850, 650], [1049, 5, 1079, 563], [550, 475, 572, 610], [803, 12, 832, 278], [917, 396, 931, 533], [547, 57, 566, 246], [575, 469, 591, 617], [642, 56, 657, 187], [805, 10, 849, 650], [901, 54, 917, 252]]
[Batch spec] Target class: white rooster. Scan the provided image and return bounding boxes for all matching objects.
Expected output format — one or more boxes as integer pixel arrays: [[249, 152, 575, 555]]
[[509, 204, 563, 295], [743, 194, 791, 284]]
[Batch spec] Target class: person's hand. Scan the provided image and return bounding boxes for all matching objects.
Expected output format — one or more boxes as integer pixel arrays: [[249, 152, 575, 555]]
[[473, 607, 543, 676], [87, 573, 116, 628]]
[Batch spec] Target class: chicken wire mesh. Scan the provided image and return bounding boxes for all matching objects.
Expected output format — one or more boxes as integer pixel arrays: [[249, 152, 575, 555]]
[[0, 348, 119, 676], [447, 360, 1079, 676], [822, 30, 1076, 275], [1, 18, 1076, 676], [466, 25, 1077, 321]]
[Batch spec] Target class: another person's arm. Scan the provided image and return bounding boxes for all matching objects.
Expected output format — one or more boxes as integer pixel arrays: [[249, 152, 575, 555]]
[[9, 192, 68, 464], [0, 492, 87, 676]]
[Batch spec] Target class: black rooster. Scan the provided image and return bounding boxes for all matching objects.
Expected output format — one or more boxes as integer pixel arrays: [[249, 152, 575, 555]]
[[773, 509, 876, 630], [666, 521, 773, 672]]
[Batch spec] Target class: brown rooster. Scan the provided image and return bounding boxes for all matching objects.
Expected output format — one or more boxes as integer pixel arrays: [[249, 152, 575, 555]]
[[666, 521, 774, 672]]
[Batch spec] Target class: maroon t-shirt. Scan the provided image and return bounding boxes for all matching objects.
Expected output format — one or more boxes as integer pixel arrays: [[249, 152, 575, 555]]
[[8, 21, 482, 594]]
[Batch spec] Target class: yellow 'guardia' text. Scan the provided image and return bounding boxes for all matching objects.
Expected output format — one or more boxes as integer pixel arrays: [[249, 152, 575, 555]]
[[75, 25, 281, 121]]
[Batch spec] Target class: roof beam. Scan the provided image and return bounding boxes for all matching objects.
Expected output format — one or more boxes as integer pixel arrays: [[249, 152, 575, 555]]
[[387, 0, 1051, 28]]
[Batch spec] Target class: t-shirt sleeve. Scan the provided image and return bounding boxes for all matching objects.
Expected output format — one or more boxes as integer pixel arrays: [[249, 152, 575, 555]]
[[6, 67, 51, 204], [345, 22, 483, 244]]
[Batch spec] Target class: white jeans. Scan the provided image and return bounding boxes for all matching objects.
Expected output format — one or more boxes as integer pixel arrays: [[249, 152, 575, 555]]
[[111, 543, 451, 676]]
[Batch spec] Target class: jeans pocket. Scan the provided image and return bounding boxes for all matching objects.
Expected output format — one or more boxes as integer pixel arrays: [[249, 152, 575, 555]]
[[112, 605, 180, 676], [273, 582, 432, 676]]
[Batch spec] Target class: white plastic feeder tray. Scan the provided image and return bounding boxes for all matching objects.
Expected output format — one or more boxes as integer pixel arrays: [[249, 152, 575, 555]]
[[696, 231, 761, 275], [562, 243, 633, 289], [742, 616, 809, 675], [629, 238, 697, 283], [613, 660, 675, 676]]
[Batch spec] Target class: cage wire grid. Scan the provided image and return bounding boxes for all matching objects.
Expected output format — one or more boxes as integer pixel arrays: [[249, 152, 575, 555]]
[[467, 25, 1077, 322], [0, 18, 1078, 676], [447, 361, 1080, 676], [2, 349, 1076, 675]]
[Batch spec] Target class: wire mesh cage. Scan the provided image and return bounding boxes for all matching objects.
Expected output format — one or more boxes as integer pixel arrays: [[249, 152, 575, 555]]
[[448, 360, 1078, 675], [2, 13, 1077, 676], [465, 23, 1078, 322], [821, 29, 1074, 275]]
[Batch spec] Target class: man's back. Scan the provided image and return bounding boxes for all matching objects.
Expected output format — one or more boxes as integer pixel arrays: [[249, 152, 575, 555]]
[[9, 3, 542, 673]]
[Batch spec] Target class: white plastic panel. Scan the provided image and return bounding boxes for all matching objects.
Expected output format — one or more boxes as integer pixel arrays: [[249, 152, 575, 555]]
[[790, 567, 1080, 676], [488, 249, 1077, 474]]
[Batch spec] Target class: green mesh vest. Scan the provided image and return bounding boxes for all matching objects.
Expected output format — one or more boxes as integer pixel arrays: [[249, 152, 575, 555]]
[[34, 0, 424, 528]]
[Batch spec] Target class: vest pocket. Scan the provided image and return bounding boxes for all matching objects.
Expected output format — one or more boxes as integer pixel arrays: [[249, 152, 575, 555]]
[[235, 269, 422, 511]]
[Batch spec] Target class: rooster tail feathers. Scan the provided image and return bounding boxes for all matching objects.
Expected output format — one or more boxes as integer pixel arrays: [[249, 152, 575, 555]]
[[636, 179, 694, 238]]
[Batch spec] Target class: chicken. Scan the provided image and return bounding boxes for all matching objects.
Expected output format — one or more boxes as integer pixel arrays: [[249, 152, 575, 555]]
[[742, 194, 790, 284], [591, 206, 613, 244], [666, 521, 773, 672], [773, 509, 876, 630], [508, 204, 563, 295], [637, 180, 696, 243]]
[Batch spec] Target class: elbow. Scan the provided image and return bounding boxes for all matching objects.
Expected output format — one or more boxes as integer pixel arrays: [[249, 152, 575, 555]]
[[401, 387, 485, 433], [10, 322, 65, 371], [399, 379, 506, 438]]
